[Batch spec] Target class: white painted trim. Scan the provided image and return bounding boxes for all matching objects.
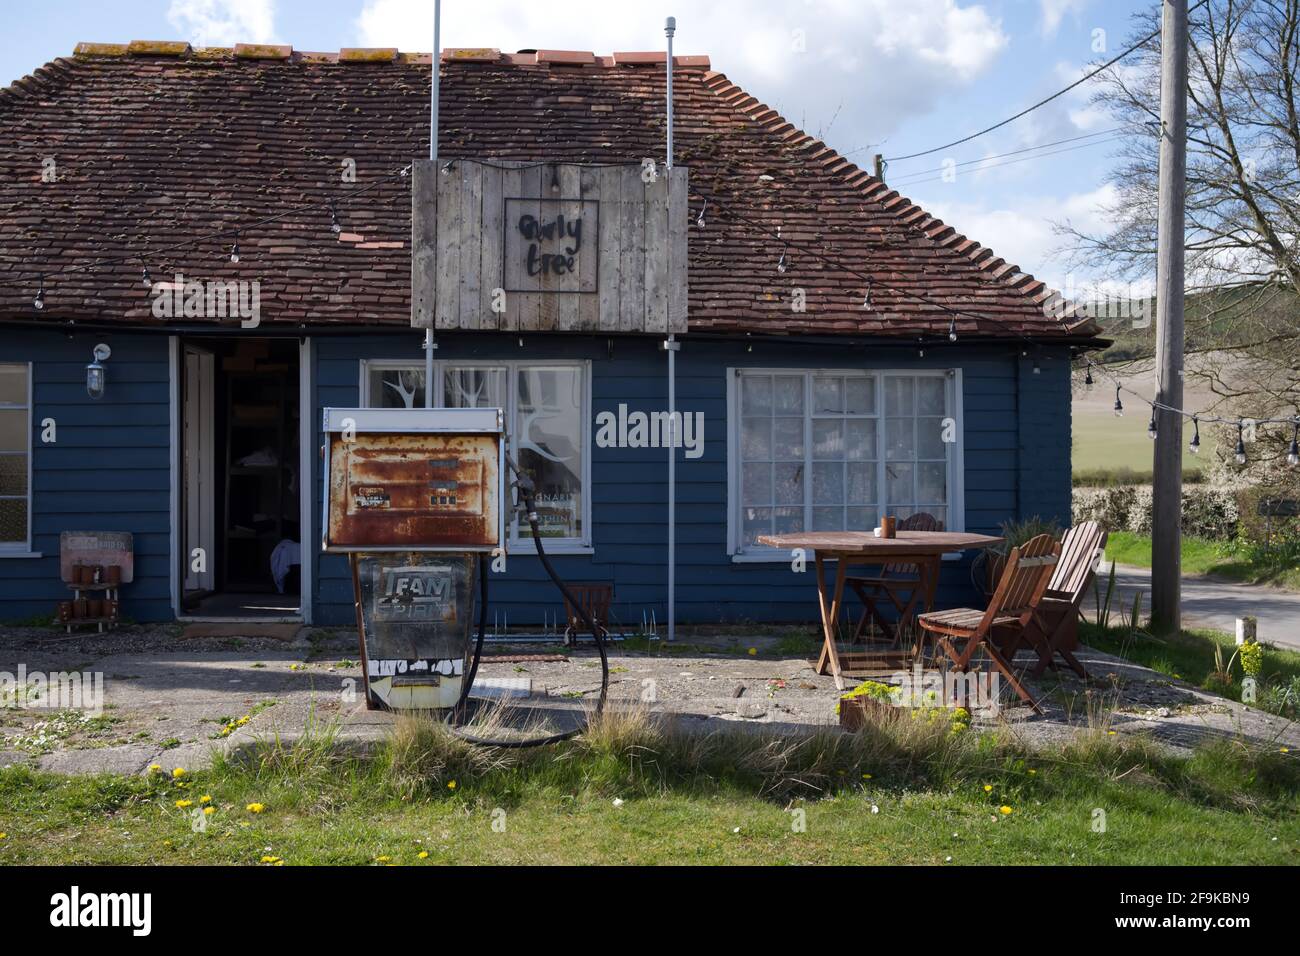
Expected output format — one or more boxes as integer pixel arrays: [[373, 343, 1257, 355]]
[[168, 336, 180, 618], [726, 366, 967, 557], [299, 337, 313, 624]]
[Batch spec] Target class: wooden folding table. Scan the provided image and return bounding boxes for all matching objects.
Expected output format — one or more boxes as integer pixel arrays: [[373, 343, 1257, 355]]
[[757, 531, 1003, 690]]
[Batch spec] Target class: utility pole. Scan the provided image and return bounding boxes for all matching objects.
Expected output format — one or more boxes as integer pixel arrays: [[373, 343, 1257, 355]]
[[1151, 0, 1188, 632]]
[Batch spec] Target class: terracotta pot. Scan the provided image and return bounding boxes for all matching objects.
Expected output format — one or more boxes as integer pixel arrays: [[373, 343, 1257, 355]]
[[56, 601, 72, 623], [73, 598, 89, 619], [78, 565, 94, 586], [839, 695, 903, 732], [104, 565, 122, 586], [87, 599, 104, 618]]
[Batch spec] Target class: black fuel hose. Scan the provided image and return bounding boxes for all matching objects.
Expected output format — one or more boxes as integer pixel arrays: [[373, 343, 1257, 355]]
[[450, 466, 610, 748]]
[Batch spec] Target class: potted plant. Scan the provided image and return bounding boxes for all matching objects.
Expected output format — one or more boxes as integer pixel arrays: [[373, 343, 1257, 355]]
[[838, 680, 901, 731], [975, 516, 1062, 597]]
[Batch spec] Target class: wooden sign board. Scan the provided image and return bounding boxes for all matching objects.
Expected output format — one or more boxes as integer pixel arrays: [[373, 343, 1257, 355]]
[[59, 531, 134, 584], [412, 160, 688, 334]]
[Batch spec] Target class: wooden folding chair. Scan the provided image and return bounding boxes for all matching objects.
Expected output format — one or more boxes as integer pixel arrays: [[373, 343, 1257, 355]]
[[846, 512, 942, 645], [1022, 521, 1107, 678], [916, 533, 1060, 713]]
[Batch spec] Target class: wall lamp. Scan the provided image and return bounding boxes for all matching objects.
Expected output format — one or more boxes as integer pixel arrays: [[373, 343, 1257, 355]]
[[86, 343, 111, 400]]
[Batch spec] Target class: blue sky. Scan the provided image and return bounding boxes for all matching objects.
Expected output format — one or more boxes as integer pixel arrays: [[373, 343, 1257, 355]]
[[1, 0, 1156, 293]]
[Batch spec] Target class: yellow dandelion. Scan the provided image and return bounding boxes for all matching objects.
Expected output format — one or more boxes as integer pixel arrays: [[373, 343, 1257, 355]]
[[1107, 730, 1117, 736], [1028, 769, 1037, 775], [1281, 747, 1290, 753], [171, 767, 187, 778], [376, 855, 391, 863], [200, 795, 212, 804], [418, 851, 429, 859], [148, 764, 162, 774], [447, 781, 457, 790], [261, 855, 281, 864], [999, 805, 1013, 815], [175, 799, 193, 809], [0, 832, 7, 840], [747, 647, 757, 656], [246, 803, 266, 814], [203, 806, 215, 816], [862, 774, 872, 780], [983, 785, 993, 793]]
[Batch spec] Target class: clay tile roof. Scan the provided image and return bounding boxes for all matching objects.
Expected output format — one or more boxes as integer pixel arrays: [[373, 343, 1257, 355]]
[[0, 42, 1095, 339]]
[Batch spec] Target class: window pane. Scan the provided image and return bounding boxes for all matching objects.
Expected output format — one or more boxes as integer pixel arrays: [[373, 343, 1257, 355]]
[[0, 366, 26, 405], [773, 418, 804, 459], [773, 506, 803, 534], [917, 377, 946, 415], [741, 375, 773, 415], [369, 368, 426, 408], [741, 417, 772, 460], [886, 462, 914, 504], [917, 417, 948, 459], [444, 367, 506, 408], [773, 462, 804, 505], [844, 376, 875, 414], [918, 462, 947, 503], [0, 456, 27, 496], [0, 497, 26, 543], [742, 462, 772, 506], [812, 461, 843, 505], [812, 506, 843, 531], [812, 420, 843, 459], [885, 417, 914, 460], [847, 506, 878, 531], [742, 506, 772, 547], [885, 377, 913, 416], [844, 419, 876, 460], [516, 367, 583, 539], [846, 462, 876, 504], [813, 376, 843, 414], [0, 409, 26, 451], [773, 376, 803, 414]]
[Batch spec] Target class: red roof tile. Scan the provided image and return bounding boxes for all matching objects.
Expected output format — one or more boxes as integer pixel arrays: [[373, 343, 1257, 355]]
[[0, 43, 1094, 339]]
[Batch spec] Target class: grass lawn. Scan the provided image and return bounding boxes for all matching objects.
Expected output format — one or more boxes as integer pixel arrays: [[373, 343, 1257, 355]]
[[1080, 620, 1300, 710], [1, 710, 1296, 866], [1104, 531, 1300, 591]]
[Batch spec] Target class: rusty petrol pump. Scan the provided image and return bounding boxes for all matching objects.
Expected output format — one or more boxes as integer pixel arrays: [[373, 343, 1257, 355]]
[[321, 407, 506, 712]]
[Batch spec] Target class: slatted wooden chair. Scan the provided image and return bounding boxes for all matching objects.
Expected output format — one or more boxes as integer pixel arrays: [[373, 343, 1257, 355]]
[[916, 533, 1060, 713], [1023, 521, 1107, 678], [846, 512, 943, 645]]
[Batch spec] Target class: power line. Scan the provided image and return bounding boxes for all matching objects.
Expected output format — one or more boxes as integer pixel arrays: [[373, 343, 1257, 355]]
[[882, 0, 1209, 163], [888, 134, 1125, 189], [868, 127, 1122, 185]]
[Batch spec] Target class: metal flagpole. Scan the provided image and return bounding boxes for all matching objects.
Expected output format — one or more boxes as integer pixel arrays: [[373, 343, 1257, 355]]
[[664, 15, 677, 642]]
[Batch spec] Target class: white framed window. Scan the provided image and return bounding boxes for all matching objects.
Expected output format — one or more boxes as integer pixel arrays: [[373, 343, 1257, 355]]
[[727, 368, 963, 557], [360, 359, 591, 552], [0, 363, 33, 555]]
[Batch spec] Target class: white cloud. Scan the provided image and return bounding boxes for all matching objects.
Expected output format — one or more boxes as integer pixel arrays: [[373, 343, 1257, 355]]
[[921, 184, 1127, 292], [1039, 0, 1088, 39], [353, 0, 1009, 141], [166, 0, 278, 47]]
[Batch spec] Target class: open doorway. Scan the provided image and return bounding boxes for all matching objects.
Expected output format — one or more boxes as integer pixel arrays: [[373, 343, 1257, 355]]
[[181, 337, 301, 619]]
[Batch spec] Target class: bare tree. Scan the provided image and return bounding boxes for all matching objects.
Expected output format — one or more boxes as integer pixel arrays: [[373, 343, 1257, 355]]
[[1065, 0, 1300, 481]]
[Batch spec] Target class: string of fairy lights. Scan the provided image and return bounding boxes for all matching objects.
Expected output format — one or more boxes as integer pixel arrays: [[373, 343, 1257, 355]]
[[688, 185, 1300, 469], [3, 148, 1295, 468]]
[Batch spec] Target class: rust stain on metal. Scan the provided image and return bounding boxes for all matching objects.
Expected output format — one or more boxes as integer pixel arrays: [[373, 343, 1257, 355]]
[[327, 433, 500, 549]]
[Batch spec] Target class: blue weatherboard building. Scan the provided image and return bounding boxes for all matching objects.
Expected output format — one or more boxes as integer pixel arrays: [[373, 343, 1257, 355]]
[[0, 42, 1102, 628]]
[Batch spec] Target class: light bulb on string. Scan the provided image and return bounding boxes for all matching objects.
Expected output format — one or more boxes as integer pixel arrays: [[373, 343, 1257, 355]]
[[1288, 422, 1299, 467], [1235, 422, 1247, 465], [1083, 363, 1094, 388], [1189, 417, 1200, 454], [141, 263, 152, 288], [33, 275, 45, 311], [1147, 410, 1157, 440], [329, 202, 341, 234], [947, 316, 957, 342], [695, 202, 707, 228], [230, 234, 240, 264], [1112, 386, 1123, 417], [862, 283, 873, 311]]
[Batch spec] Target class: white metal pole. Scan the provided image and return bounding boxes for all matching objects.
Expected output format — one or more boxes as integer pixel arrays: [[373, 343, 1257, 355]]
[[425, 0, 441, 409], [665, 15, 676, 642]]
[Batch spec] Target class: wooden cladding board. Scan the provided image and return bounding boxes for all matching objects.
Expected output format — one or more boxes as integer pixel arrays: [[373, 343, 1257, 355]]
[[412, 159, 688, 334]]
